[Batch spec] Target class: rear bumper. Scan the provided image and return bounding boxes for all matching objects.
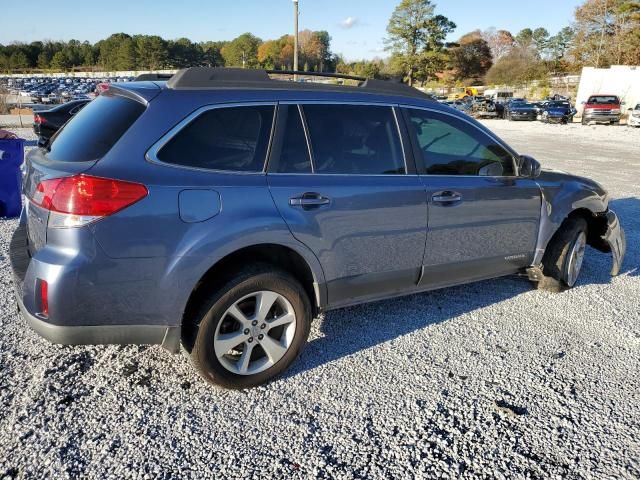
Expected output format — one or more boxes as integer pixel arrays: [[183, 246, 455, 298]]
[[9, 212, 182, 353], [15, 294, 180, 351], [603, 210, 626, 276]]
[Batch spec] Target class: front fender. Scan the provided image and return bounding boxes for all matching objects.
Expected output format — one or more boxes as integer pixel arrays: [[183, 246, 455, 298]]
[[533, 170, 609, 265]]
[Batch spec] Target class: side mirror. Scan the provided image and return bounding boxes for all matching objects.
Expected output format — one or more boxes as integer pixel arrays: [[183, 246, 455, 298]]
[[519, 155, 541, 178]]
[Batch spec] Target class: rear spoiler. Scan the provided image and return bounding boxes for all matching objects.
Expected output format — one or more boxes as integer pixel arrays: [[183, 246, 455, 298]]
[[99, 82, 162, 104]]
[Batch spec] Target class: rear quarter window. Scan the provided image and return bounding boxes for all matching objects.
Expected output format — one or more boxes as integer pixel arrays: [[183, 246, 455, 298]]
[[46, 94, 145, 162], [156, 105, 275, 172]]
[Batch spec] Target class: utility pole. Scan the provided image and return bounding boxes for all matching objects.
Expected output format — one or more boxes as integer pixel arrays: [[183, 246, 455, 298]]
[[293, 0, 299, 81]]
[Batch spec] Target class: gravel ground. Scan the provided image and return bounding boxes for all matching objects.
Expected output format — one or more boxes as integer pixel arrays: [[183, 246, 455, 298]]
[[1, 124, 639, 479]]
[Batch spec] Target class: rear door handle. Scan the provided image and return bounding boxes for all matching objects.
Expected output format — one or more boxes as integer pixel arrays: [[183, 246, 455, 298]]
[[289, 193, 331, 209], [431, 191, 462, 204]]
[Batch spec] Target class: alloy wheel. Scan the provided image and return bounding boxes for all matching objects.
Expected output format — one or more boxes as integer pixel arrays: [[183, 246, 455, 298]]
[[566, 231, 587, 287], [213, 291, 297, 375]]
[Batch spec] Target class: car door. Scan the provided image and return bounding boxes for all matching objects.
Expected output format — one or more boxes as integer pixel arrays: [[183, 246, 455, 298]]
[[402, 107, 541, 288], [268, 103, 427, 306]]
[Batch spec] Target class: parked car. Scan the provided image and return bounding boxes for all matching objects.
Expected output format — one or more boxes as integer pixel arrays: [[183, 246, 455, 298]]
[[581, 95, 623, 125], [445, 99, 472, 114], [33, 99, 91, 146], [540, 101, 577, 124], [505, 100, 538, 121], [469, 97, 501, 119], [627, 103, 640, 127], [10, 68, 626, 389]]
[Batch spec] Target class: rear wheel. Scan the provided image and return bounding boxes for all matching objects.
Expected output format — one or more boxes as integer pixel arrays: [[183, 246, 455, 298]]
[[189, 266, 312, 389], [537, 217, 588, 292]]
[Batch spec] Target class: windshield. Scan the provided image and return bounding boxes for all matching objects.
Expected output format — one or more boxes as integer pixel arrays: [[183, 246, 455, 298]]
[[46, 93, 145, 162], [549, 101, 571, 107], [587, 96, 619, 104]]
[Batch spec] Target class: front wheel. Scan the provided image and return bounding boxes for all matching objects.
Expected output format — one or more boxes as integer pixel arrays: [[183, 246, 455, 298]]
[[189, 267, 312, 389], [537, 217, 588, 292]]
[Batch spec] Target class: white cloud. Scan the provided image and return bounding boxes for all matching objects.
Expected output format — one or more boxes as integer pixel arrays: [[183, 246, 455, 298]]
[[340, 16, 358, 29]]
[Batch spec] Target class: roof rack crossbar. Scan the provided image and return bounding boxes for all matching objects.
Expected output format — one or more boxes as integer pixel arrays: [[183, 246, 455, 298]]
[[134, 73, 174, 82], [266, 70, 367, 82]]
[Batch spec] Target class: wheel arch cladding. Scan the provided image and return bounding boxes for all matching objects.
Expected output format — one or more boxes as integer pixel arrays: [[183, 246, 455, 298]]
[[180, 243, 323, 347]]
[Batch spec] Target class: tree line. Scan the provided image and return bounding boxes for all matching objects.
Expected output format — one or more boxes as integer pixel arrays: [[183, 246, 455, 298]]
[[380, 0, 639, 86], [1, 0, 638, 88], [0, 30, 335, 73]]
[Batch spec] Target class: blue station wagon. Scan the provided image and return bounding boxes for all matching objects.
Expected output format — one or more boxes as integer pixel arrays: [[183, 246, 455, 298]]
[[10, 68, 625, 388]]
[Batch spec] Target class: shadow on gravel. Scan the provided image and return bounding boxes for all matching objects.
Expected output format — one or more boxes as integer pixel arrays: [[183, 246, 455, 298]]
[[288, 275, 532, 377], [286, 196, 639, 377]]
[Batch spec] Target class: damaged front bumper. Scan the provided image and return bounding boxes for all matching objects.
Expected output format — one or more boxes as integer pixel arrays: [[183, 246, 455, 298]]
[[603, 210, 626, 276]]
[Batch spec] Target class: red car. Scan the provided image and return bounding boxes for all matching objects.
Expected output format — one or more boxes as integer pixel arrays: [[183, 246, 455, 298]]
[[581, 95, 623, 125]]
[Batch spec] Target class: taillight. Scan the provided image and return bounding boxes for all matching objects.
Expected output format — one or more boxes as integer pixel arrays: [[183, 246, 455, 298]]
[[39, 280, 49, 317], [34, 114, 45, 124], [96, 83, 110, 94], [31, 175, 148, 228]]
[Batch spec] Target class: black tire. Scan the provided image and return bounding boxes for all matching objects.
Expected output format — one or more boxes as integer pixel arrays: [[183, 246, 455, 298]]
[[188, 265, 312, 389], [581, 116, 587, 125], [537, 217, 588, 292]]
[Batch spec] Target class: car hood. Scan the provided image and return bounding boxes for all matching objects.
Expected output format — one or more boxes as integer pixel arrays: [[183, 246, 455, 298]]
[[545, 107, 571, 115], [584, 104, 620, 109]]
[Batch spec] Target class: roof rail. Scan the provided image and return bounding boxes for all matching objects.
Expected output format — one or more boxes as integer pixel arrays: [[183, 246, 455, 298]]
[[166, 67, 432, 100], [134, 73, 174, 82]]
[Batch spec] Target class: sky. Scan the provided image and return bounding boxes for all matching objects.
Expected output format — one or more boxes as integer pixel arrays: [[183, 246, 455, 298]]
[[0, 0, 583, 61]]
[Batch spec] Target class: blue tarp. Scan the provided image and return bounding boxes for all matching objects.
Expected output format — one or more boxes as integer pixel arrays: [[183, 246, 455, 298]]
[[0, 138, 25, 218]]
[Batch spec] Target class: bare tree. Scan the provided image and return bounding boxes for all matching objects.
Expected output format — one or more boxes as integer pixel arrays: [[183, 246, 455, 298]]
[[483, 28, 515, 60]]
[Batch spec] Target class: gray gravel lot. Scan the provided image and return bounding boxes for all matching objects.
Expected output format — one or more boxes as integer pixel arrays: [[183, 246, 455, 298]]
[[1, 123, 639, 479]]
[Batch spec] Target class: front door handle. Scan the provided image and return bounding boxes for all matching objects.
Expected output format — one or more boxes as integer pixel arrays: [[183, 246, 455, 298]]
[[431, 191, 462, 204], [289, 193, 331, 209]]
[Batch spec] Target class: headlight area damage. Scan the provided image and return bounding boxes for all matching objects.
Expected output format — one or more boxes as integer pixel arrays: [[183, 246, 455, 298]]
[[600, 210, 626, 276], [580, 209, 626, 276]]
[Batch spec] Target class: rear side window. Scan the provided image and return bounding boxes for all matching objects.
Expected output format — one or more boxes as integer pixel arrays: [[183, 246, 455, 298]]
[[157, 105, 275, 172], [406, 108, 515, 176], [268, 105, 312, 174], [302, 104, 405, 175], [47, 94, 145, 162]]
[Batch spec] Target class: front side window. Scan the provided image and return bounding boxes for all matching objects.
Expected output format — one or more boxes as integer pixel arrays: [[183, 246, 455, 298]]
[[157, 105, 274, 172], [406, 108, 515, 176], [302, 104, 405, 175]]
